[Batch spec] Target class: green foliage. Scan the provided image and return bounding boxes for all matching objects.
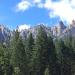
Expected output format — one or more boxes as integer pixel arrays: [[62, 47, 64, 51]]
[[32, 27, 48, 75], [25, 33, 34, 74], [0, 28, 75, 75], [11, 30, 27, 75], [0, 43, 13, 75]]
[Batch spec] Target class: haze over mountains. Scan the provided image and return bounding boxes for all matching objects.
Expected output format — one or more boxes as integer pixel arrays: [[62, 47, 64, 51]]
[[0, 20, 75, 43]]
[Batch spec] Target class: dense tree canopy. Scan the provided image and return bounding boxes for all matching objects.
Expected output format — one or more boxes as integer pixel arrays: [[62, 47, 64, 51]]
[[0, 28, 75, 75]]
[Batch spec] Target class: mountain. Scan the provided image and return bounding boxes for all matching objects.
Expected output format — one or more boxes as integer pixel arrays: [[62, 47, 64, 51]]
[[18, 20, 75, 40], [19, 24, 52, 39], [0, 25, 11, 44], [0, 20, 75, 44], [59, 20, 75, 39], [51, 21, 66, 37], [0, 24, 52, 44]]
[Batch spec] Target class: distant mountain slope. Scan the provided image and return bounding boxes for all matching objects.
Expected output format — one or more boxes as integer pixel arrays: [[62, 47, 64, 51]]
[[0, 25, 11, 44], [1, 20, 75, 44], [19, 24, 52, 39]]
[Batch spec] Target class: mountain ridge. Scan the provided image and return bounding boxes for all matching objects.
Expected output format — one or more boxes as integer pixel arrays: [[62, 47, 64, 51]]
[[0, 20, 75, 43]]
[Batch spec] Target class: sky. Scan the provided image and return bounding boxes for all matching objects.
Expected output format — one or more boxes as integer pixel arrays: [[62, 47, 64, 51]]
[[0, 0, 75, 29]]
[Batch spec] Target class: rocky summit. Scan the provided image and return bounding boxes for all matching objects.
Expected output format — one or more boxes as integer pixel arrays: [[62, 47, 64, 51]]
[[0, 20, 75, 44], [0, 25, 11, 44]]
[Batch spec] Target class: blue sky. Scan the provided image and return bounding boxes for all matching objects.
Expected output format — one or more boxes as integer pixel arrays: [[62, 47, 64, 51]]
[[0, 0, 75, 29]]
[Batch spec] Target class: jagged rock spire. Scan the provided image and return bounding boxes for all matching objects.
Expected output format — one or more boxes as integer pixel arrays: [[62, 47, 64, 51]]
[[70, 20, 75, 27]]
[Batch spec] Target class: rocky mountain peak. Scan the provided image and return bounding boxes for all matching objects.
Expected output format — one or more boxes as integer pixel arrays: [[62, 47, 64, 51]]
[[0, 25, 11, 43], [0, 20, 75, 43]]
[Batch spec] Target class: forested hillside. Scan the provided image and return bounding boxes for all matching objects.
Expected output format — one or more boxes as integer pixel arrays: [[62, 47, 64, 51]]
[[0, 26, 75, 75]]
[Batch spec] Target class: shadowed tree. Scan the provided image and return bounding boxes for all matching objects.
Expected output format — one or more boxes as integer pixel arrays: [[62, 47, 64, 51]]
[[11, 30, 27, 75], [32, 26, 48, 75], [25, 33, 34, 75]]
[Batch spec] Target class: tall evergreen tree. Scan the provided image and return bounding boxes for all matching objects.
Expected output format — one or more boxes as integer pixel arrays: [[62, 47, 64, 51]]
[[55, 39, 72, 75], [25, 33, 34, 75], [33, 26, 48, 75], [0, 44, 5, 75], [4, 47, 13, 75], [64, 35, 75, 75], [47, 36, 60, 75], [11, 30, 27, 75], [0, 43, 13, 75]]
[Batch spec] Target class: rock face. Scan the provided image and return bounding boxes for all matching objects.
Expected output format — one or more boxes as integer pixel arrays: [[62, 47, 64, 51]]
[[60, 20, 75, 37], [0, 24, 52, 44], [17, 20, 75, 39], [19, 24, 52, 39], [0, 25, 11, 43], [1, 20, 75, 44], [51, 21, 66, 37]]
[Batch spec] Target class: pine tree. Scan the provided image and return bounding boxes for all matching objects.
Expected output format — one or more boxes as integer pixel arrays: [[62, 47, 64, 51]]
[[3, 47, 13, 75], [55, 39, 72, 75], [11, 30, 27, 75], [64, 35, 75, 75], [25, 33, 34, 75], [0, 43, 13, 75], [33, 26, 48, 75], [47, 36, 61, 75], [0, 44, 5, 75]]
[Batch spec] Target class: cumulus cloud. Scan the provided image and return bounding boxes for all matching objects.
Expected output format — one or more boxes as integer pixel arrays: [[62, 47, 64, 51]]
[[33, 0, 41, 3], [18, 24, 30, 31], [43, 0, 75, 23], [15, 0, 43, 12], [16, 0, 31, 12], [15, 0, 75, 23], [44, 0, 75, 24], [33, 0, 44, 8]]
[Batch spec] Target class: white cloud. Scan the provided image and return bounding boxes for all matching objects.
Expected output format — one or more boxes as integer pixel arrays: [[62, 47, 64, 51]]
[[33, 0, 44, 8], [16, 0, 31, 12], [44, 0, 52, 10], [33, 0, 41, 3], [15, 0, 75, 23], [16, 0, 43, 12], [18, 24, 30, 31], [43, 0, 75, 23]]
